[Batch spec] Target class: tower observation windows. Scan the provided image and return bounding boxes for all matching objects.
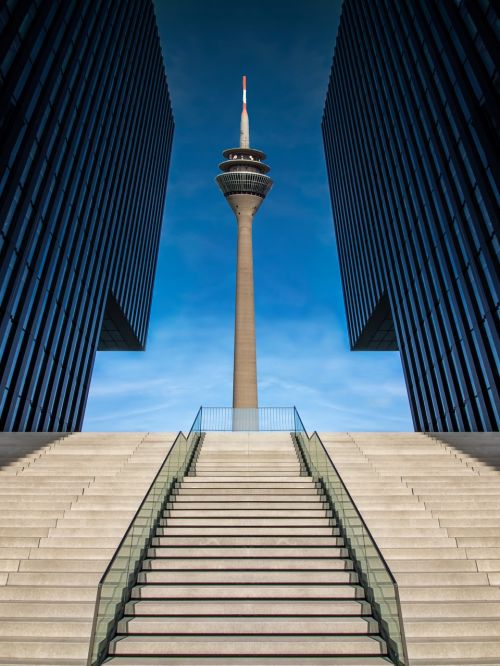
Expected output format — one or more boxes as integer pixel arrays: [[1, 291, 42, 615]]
[[216, 171, 272, 198]]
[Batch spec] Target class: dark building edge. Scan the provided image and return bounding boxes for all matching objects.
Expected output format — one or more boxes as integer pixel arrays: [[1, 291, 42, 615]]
[[322, 0, 499, 432]]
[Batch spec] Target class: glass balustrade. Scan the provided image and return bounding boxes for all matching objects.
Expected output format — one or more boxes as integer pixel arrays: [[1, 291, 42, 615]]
[[87, 408, 202, 666], [293, 408, 408, 666]]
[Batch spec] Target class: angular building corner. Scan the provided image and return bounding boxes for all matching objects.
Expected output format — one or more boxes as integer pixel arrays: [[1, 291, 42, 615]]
[[0, 0, 174, 431], [322, 0, 499, 432]]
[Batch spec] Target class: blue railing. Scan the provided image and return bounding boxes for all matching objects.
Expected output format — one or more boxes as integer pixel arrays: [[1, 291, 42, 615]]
[[199, 406, 297, 431]]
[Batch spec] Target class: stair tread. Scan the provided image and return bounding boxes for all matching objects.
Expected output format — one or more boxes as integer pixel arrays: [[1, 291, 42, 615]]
[[116, 616, 378, 634], [108, 634, 388, 656], [131, 585, 366, 599], [124, 600, 371, 614]]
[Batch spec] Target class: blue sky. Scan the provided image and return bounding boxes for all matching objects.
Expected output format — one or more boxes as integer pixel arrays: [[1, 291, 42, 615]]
[[83, 0, 413, 433]]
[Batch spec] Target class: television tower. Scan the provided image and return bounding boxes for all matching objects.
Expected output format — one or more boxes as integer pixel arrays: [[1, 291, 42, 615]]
[[216, 77, 273, 408]]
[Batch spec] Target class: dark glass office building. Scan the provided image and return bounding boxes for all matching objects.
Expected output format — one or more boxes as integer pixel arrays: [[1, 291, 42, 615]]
[[0, 0, 173, 431], [323, 0, 499, 431]]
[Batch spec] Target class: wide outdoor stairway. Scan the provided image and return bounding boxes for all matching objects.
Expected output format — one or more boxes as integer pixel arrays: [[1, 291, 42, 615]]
[[0, 432, 176, 665], [106, 432, 391, 664], [320, 431, 500, 666], [1, 430, 499, 665]]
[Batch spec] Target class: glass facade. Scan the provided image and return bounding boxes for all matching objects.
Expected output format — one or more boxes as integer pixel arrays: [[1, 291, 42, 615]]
[[0, 0, 173, 431], [323, 0, 499, 431]]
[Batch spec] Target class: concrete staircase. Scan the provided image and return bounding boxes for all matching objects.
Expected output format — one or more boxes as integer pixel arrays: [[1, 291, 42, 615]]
[[0, 432, 176, 665], [105, 432, 392, 664], [320, 432, 500, 665]]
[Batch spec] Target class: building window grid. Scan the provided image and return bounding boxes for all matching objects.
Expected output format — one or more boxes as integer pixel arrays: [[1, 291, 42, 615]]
[[326, 0, 498, 428], [1, 0, 174, 423]]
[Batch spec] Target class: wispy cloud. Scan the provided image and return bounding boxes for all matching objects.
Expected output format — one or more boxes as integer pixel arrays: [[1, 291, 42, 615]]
[[84, 311, 412, 432]]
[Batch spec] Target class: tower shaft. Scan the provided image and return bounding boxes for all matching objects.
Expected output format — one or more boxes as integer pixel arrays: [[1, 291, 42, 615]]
[[216, 76, 272, 411], [233, 205, 258, 408]]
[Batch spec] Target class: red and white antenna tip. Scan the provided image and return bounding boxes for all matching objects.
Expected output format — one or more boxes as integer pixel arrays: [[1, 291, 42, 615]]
[[242, 75, 247, 107]]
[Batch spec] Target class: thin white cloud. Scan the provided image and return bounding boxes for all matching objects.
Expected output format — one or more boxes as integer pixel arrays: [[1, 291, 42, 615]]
[[84, 311, 413, 432]]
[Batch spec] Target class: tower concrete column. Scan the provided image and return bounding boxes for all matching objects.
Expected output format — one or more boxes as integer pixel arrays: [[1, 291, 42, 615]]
[[216, 77, 272, 411], [233, 210, 257, 407]]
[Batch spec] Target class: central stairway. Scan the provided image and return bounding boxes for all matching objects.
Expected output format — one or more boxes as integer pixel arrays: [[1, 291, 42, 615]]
[[105, 432, 392, 664]]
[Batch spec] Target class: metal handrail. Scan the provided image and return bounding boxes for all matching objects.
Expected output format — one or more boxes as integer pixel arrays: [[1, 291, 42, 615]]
[[199, 406, 297, 431], [87, 408, 202, 665], [294, 428, 408, 666], [293, 405, 309, 437]]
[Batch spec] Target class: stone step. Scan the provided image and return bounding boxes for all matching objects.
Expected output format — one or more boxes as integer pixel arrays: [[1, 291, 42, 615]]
[[369, 527, 448, 537], [161, 518, 332, 526], [137, 571, 359, 584], [424, 502, 500, 511], [108, 635, 387, 657], [193, 474, 306, 479], [141, 558, 353, 571], [173, 497, 321, 503], [149, 545, 346, 556], [116, 615, 379, 635], [402, 601, 500, 618], [0, 490, 79, 497], [0, 638, 88, 660], [398, 586, 500, 602], [166, 510, 327, 517], [168, 502, 325, 509], [0, 518, 57, 527], [150, 536, 346, 557], [131, 585, 366, 600], [27, 548, 115, 561], [104, 657, 394, 665], [456, 537, 500, 547], [194, 463, 301, 468], [36, 537, 120, 548], [406, 637, 500, 660], [382, 548, 467, 560], [0, 601, 95, 618], [180, 481, 314, 488], [193, 470, 303, 475], [0, 499, 83, 509], [175, 488, 318, 496], [153, 536, 340, 545], [388, 559, 478, 573], [158, 527, 337, 536], [439, 518, 500, 527], [0, 537, 40, 547], [446, 527, 500, 537], [0, 619, 91, 637], [373, 537, 457, 548], [6, 572, 101, 586], [0, 586, 98, 602], [395, 572, 489, 586], [47, 527, 128, 537], [55, 518, 135, 527], [477, 560, 500, 572], [18, 559, 109, 573]]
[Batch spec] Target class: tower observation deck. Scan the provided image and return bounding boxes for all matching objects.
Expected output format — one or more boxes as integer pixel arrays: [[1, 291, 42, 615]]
[[216, 77, 272, 408]]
